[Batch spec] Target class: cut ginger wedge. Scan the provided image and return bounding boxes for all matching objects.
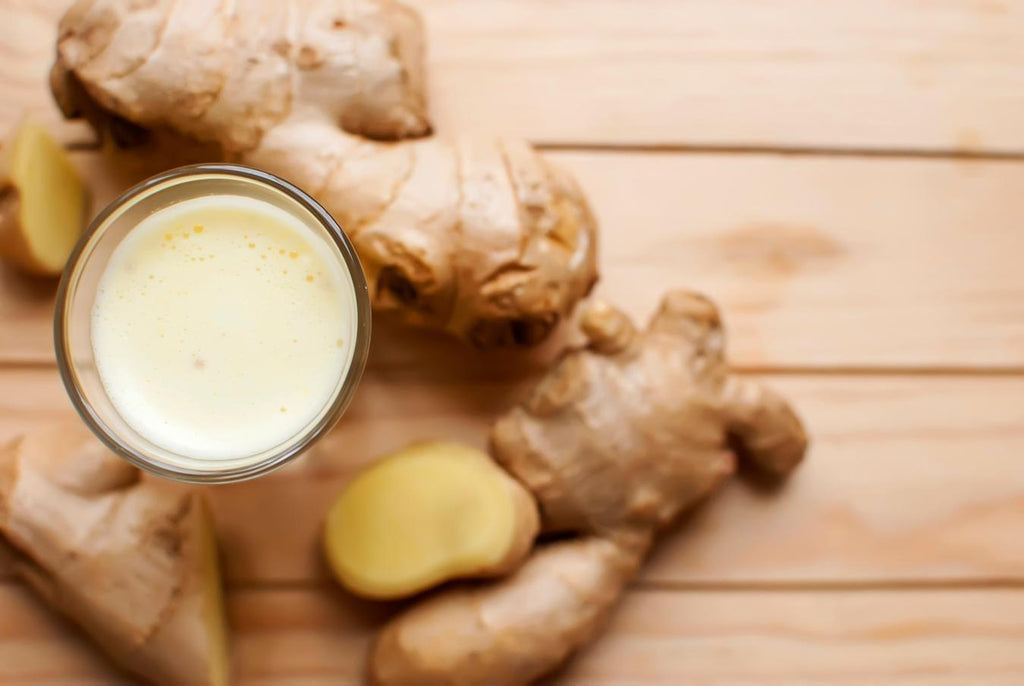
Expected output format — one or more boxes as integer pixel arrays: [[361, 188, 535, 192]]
[[0, 119, 88, 276], [324, 442, 539, 599], [0, 424, 229, 685]]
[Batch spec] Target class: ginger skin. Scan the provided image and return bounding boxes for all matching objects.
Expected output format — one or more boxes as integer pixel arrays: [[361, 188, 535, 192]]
[[369, 291, 808, 685], [324, 442, 539, 599], [50, 0, 598, 347], [0, 119, 88, 276], [0, 424, 229, 685]]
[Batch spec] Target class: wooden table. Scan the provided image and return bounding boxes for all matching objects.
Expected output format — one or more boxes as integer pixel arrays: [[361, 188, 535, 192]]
[[3, 0, 1024, 683]]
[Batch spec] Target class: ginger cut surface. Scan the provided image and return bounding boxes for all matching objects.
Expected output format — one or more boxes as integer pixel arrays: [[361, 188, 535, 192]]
[[0, 424, 229, 685], [0, 119, 88, 276], [325, 442, 539, 599]]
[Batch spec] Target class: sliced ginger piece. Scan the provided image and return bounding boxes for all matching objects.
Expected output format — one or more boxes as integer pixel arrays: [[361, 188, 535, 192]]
[[0, 423, 229, 685], [324, 442, 539, 599], [0, 118, 88, 276], [137, 495, 229, 686]]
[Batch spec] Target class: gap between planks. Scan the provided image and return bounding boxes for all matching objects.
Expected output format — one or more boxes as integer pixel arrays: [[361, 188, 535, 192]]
[[6, 576, 1023, 593], [2, 578, 1024, 595], [4, 358, 1024, 377], [62, 139, 1024, 162], [544, 143, 1024, 162], [3, 582, 1024, 684]]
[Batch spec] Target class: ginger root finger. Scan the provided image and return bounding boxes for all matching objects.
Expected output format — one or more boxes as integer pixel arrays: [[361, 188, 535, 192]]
[[492, 291, 806, 539], [0, 424, 229, 686], [51, 0, 598, 347], [370, 536, 642, 686], [721, 376, 808, 477], [0, 119, 88, 276], [325, 442, 539, 599]]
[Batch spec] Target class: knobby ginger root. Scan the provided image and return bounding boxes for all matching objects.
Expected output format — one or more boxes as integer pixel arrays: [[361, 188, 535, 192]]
[[0, 119, 88, 276], [0, 424, 229, 685], [50, 0, 598, 347], [325, 442, 539, 599], [368, 291, 809, 685], [371, 537, 640, 686]]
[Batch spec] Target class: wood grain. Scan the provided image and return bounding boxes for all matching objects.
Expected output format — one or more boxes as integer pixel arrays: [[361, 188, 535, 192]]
[[570, 151, 1024, 370], [1, 0, 1022, 683], [4, 149, 1024, 369], [4, 1, 1024, 151], [409, 0, 1024, 152], [0, 0, 91, 143], [3, 368, 1022, 586], [0, 0, 62, 130], [558, 587, 1024, 685], [3, 583, 1023, 684]]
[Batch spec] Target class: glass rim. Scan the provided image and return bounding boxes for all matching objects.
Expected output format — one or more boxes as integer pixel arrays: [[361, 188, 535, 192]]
[[54, 163, 372, 484]]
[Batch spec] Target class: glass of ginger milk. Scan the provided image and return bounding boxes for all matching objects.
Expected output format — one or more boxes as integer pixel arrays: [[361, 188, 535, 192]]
[[55, 164, 370, 483]]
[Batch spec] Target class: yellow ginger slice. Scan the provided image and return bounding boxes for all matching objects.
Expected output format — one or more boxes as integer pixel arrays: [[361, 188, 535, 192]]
[[325, 442, 539, 599]]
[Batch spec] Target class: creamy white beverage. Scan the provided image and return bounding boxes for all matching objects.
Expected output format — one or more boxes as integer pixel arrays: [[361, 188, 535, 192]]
[[91, 194, 357, 461]]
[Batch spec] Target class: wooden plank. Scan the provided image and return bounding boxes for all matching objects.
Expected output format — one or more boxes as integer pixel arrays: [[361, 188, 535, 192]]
[[558, 587, 1024, 685], [573, 151, 1024, 370], [3, 0, 1024, 151], [0, 0, 92, 143], [2, 583, 1023, 683], [643, 374, 1024, 586], [410, 0, 1024, 151], [2, 368, 1023, 586], [3, 150, 1024, 369], [0, 0, 62, 130], [0, 585, 126, 685]]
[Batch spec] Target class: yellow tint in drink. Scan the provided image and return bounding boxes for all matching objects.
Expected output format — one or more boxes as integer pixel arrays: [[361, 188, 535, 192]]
[[91, 194, 357, 461]]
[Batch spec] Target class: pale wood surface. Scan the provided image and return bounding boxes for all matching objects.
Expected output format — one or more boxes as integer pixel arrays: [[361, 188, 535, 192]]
[[2, 0, 1023, 683], [2, 369, 1023, 587], [4, 584, 1024, 684], [7, 0, 1024, 151], [4, 150, 1024, 369], [410, 0, 1024, 152]]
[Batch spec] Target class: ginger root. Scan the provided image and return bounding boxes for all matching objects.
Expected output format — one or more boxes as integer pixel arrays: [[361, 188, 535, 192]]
[[0, 424, 229, 685], [371, 537, 640, 686], [325, 442, 539, 599], [0, 119, 88, 276], [50, 0, 598, 347], [367, 291, 808, 685]]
